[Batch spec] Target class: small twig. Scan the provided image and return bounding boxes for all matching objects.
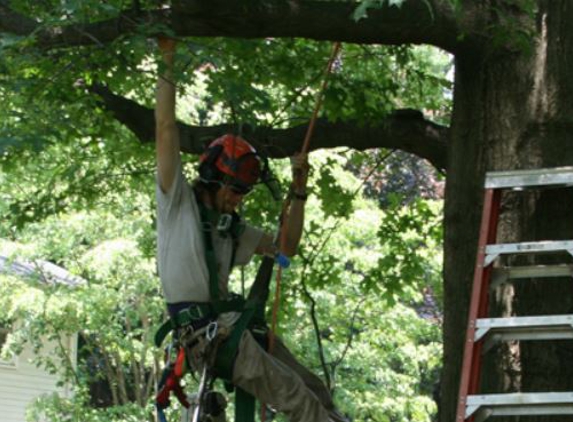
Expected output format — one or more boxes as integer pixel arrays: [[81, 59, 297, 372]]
[[299, 263, 331, 390], [267, 72, 322, 129], [55, 331, 82, 386], [331, 295, 366, 371]]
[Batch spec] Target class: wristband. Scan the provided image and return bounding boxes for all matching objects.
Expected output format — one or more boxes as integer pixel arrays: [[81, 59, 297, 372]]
[[275, 253, 291, 268]]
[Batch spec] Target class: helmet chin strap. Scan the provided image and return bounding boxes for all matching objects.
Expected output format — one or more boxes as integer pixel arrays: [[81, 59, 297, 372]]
[[211, 189, 221, 213], [198, 184, 221, 212]]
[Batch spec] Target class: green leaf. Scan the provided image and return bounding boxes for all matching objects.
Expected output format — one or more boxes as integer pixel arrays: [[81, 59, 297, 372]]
[[353, 2, 372, 21]]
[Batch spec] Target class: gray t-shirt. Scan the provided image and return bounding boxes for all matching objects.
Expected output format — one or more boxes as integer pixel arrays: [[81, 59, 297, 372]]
[[156, 158, 264, 305]]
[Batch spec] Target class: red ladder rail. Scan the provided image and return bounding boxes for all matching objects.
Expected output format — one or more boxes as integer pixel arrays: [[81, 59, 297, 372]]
[[456, 188, 502, 422]]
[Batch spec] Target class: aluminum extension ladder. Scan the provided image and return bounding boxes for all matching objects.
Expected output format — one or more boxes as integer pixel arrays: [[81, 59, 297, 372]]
[[456, 167, 573, 422]]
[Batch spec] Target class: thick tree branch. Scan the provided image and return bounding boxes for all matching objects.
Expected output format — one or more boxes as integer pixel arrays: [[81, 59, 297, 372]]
[[90, 84, 448, 171], [0, 1, 36, 35], [0, 0, 459, 53]]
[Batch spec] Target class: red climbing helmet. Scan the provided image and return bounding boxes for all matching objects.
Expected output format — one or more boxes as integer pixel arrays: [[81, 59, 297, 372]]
[[198, 134, 262, 193]]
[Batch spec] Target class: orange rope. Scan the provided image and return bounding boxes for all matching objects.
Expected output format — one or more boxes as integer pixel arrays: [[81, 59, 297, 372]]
[[301, 42, 342, 154], [262, 41, 342, 421]]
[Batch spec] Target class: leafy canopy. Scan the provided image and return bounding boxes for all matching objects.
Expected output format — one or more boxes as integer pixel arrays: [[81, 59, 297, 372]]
[[1, 2, 450, 421]]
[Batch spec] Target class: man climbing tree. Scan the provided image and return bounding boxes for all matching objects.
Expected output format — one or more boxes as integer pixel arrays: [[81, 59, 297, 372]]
[[154, 37, 347, 422]]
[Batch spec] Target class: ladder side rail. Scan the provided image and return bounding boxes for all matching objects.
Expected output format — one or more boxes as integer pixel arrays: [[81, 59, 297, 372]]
[[472, 188, 502, 392], [456, 188, 502, 422]]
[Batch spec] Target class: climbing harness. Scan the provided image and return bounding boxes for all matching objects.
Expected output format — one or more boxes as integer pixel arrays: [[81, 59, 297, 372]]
[[155, 189, 287, 422]]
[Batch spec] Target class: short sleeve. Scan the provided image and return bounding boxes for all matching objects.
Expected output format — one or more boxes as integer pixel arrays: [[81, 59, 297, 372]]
[[156, 156, 185, 221], [234, 224, 265, 266]]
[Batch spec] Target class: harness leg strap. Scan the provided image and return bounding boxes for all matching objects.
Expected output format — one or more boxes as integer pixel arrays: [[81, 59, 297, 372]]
[[236, 387, 256, 422]]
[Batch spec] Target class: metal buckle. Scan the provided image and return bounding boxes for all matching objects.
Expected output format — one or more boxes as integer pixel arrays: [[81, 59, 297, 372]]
[[188, 306, 202, 319], [179, 324, 196, 345], [217, 214, 232, 232], [181, 304, 210, 322], [179, 308, 192, 322], [251, 326, 267, 336]]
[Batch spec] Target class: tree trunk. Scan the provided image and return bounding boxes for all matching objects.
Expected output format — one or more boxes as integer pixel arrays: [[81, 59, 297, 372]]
[[441, 1, 573, 421]]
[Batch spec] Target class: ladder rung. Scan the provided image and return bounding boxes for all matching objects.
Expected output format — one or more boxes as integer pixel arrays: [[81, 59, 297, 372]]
[[485, 167, 573, 189], [491, 264, 573, 288], [484, 240, 573, 267], [466, 392, 573, 422], [475, 315, 573, 345]]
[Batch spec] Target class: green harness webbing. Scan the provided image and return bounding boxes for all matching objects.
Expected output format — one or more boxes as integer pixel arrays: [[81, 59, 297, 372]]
[[154, 298, 246, 348], [196, 197, 274, 422], [213, 255, 274, 379], [217, 256, 274, 422]]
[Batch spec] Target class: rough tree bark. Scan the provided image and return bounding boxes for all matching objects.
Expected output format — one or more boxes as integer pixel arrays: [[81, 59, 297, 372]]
[[0, 0, 459, 51], [4, 1, 573, 421], [443, 2, 573, 422]]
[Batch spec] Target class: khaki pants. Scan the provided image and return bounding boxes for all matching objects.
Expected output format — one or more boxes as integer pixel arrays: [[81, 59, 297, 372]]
[[232, 331, 342, 422]]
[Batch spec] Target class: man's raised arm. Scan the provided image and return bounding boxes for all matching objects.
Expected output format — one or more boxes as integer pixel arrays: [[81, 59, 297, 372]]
[[156, 38, 180, 193]]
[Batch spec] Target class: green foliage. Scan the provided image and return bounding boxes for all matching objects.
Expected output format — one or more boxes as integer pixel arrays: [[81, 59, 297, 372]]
[[1, 24, 452, 179], [0, 3, 449, 421], [26, 391, 150, 422], [316, 157, 356, 219], [353, 0, 437, 23], [0, 148, 443, 422], [0, 208, 164, 420], [488, 0, 537, 54], [353, 0, 406, 21], [268, 151, 443, 421], [367, 196, 443, 304], [0, 109, 155, 233]]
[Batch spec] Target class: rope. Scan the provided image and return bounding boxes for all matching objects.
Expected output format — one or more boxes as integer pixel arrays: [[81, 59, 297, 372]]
[[262, 41, 342, 421], [301, 42, 342, 154]]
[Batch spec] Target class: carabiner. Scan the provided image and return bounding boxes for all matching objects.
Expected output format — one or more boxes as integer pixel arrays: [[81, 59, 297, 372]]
[[206, 321, 218, 342]]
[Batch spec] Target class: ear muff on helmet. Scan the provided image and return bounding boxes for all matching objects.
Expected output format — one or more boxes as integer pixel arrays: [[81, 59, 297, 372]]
[[198, 144, 224, 183]]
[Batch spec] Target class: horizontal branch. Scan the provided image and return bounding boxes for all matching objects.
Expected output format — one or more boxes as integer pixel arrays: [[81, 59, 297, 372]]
[[90, 85, 448, 171], [0, 0, 459, 53]]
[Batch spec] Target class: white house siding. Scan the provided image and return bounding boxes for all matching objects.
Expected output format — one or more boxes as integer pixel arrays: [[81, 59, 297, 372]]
[[0, 334, 76, 422], [0, 255, 81, 422]]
